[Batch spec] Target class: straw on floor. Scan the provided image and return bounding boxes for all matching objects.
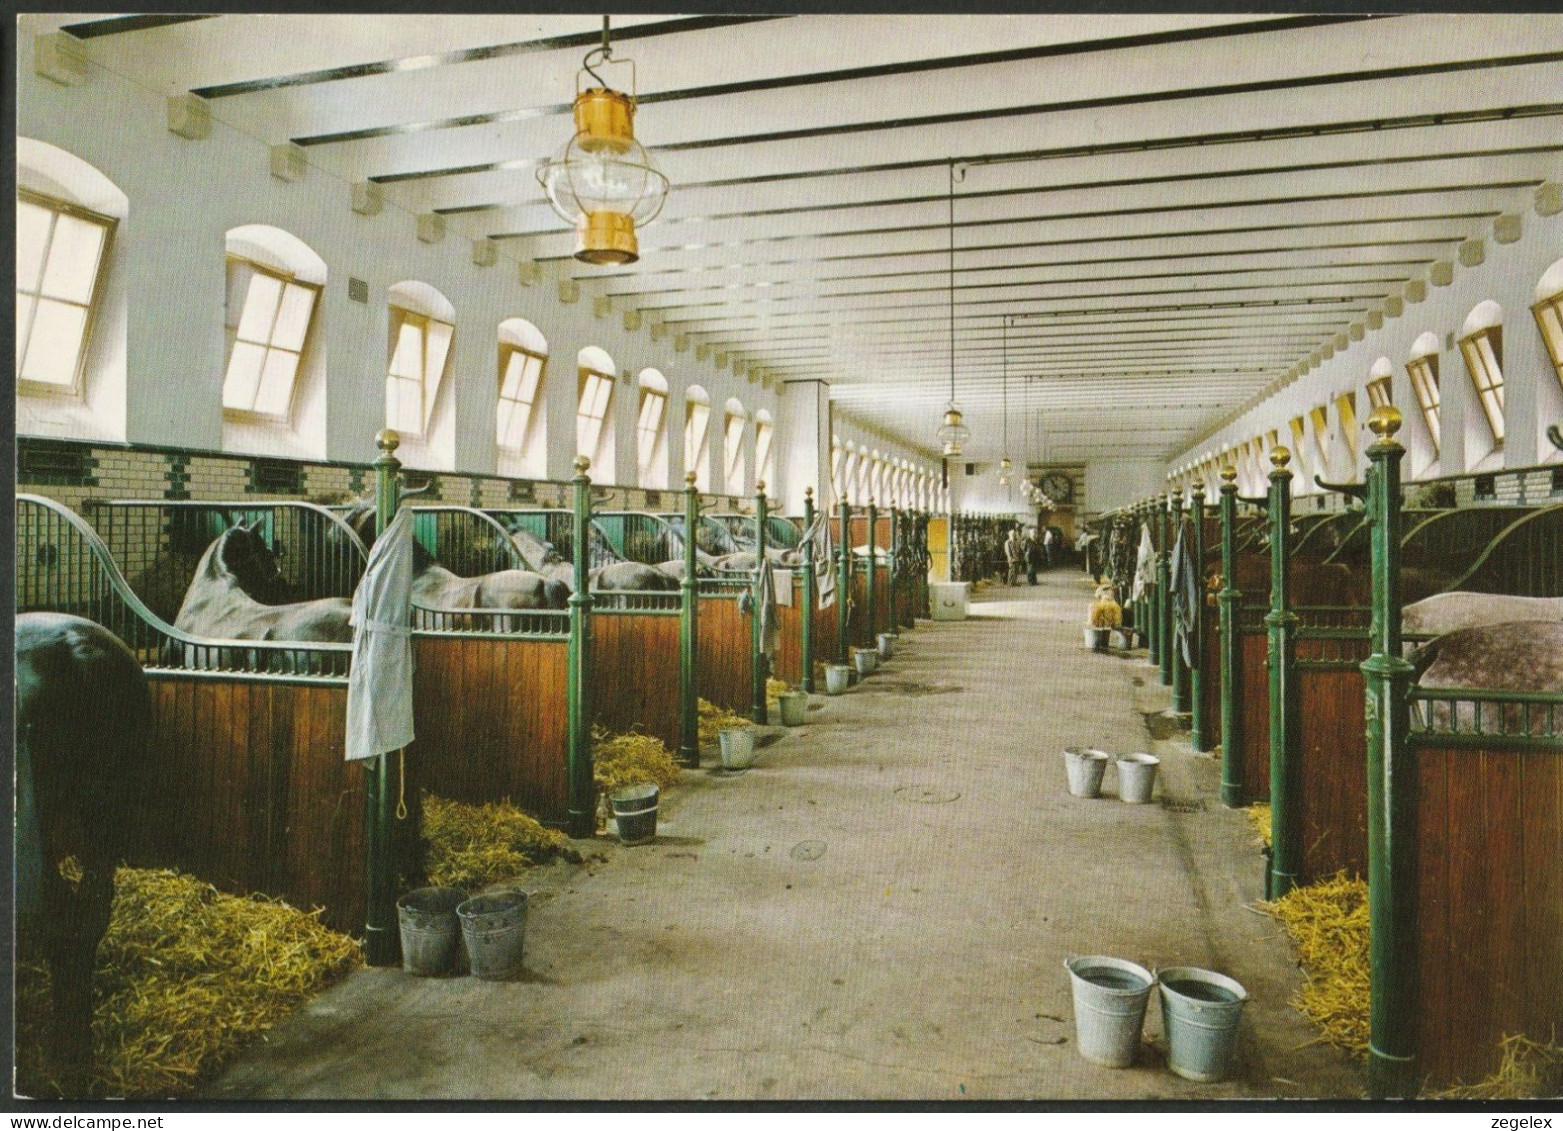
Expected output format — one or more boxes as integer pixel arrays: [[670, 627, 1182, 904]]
[[422, 793, 581, 891]]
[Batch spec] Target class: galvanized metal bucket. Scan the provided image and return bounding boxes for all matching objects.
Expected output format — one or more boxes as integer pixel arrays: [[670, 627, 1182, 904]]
[[779, 691, 808, 726], [1116, 753, 1160, 804], [1157, 966, 1249, 1082], [457, 890, 528, 980], [854, 649, 878, 676], [396, 886, 468, 976], [1065, 955, 1155, 1068], [1063, 747, 1110, 798], [825, 665, 852, 695], [610, 784, 660, 845], [719, 726, 757, 771], [876, 632, 897, 659]]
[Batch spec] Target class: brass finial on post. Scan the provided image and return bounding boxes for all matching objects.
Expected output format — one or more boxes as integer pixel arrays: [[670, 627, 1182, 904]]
[[1220, 464, 1237, 485], [1269, 446, 1292, 471], [573, 455, 591, 476], [1367, 404, 1403, 446], [685, 471, 697, 486], [804, 486, 814, 500], [376, 428, 401, 454]]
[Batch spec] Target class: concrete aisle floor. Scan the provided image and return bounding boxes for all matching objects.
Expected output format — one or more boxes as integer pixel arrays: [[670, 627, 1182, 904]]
[[212, 569, 1362, 1102]]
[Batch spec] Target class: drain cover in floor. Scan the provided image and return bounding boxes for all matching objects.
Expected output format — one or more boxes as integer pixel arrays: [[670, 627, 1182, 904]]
[[893, 785, 961, 804], [859, 679, 963, 697], [1160, 797, 1207, 813], [790, 841, 827, 861]]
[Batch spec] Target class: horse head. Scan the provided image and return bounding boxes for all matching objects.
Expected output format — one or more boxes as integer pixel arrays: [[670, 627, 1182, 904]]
[[212, 521, 293, 603], [507, 526, 567, 572]]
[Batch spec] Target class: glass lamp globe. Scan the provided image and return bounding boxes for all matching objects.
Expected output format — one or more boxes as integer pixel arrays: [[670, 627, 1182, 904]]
[[937, 404, 970, 457]]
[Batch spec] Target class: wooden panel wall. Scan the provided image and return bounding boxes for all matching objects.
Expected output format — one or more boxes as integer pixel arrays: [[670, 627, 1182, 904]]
[[411, 635, 570, 824], [138, 676, 367, 935], [1294, 652, 1371, 883], [1414, 744, 1563, 1084], [1237, 630, 1270, 802], [696, 595, 752, 713], [1200, 605, 1222, 749], [593, 612, 682, 750]]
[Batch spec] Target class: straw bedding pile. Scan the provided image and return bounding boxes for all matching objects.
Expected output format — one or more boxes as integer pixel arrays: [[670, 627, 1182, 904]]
[[698, 696, 752, 745], [422, 794, 581, 891], [16, 866, 359, 1100], [1262, 871, 1370, 1054], [593, 727, 682, 798], [1435, 1033, 1563, 1099], [1246, 803, 1273, 847]]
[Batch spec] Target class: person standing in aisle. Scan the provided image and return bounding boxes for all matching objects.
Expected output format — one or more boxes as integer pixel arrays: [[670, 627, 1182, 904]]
[[1023, 527, 1041, 585], [1004, 527, 1024, 586]]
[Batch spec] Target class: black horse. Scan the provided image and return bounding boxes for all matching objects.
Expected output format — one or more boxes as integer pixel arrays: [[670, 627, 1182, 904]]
[[175, 521, 354, 643], [15, 613, 150, 1095]]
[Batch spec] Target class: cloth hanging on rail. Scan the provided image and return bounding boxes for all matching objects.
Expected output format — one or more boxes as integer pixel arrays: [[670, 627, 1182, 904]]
[[740, 557, 782, 659], [800, 505, 836, 609], [1169, 518, 1200, 670], [346, 505, 416, 762], [1132, 523, 1156, 602]]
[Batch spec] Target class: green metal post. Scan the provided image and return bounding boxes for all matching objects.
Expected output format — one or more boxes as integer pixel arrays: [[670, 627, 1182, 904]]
[[364, 429, 403, 967], [1157, 495, 1173, 686], [837, 499, 852, 662], [1171, 489, 1191, 714], [865, 499, 878, 648], [887, 507, 899, 635], [801, 488, 816, 693], [1361, 407, 1418, 1099], [678, 471, 700, 766], [751, 482, 769, 723], [1218, 467, 1244, 805], [1266, 448, 1300, 898], [566, 456, 595, 838], [1142, 501, 1159, 664], [1190, 484, 1208, 749]]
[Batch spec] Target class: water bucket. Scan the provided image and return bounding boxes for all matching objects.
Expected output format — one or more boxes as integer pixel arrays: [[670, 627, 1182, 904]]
[[1157, 967, 1249, 1082], [779, 691, 808, 727], [854, 649, 878, 676], [719, 726, 757, 771], [1116, 753, 1160, 804], [396, 886, 468, 976], [1063, 747, 1110, 799], [610, 783, 660, 845], [1065, 955, 1155, 1068], [876, 633, 897, 659], [1084, 626, 1111, 652], [825, 665, 852, 695], [457, 890, 528, 981]]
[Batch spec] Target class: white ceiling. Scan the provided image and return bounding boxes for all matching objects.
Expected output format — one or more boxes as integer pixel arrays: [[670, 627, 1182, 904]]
[[32, 12, 1563, 463]]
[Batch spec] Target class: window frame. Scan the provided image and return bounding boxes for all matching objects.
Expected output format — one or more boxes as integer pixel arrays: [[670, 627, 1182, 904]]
[[1531, 292, 1563, 390], [754, 415, 775, 492], [222, 253, 323, 424], [496, 342, 547, 454], [1365, 376, 1393, 411], [684, 397, 712, 492], [723, 409, 747, 496], [386, 304, 455, 438], [15, 188, 118, 400], [576, 364, 617, 466], [1405, 352, 1442, 454], [1458, 325, 1505, 446], [635, 381, 668, 487]]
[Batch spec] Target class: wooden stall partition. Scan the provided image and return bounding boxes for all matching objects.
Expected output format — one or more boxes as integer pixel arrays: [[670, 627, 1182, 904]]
[[773, 575, 807, 686], [1237, 623, 1271, 802], [1413, 741, 1563, 1084], [410, 634, 570, 824], [1293, 641, 1371, 884], [696, 591, 753, 713], [592, 608, 682, 751], [1200, 603, 1222, 749], [139, 675, 367, 936]]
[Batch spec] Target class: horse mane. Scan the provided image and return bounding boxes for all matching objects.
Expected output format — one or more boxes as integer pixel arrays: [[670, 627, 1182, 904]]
[[508, 526, 566, 570], [344, 499, 436, 573]]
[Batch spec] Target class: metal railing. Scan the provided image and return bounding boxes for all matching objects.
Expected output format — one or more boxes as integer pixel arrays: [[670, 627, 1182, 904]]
[[18, 495, 351, 682], [592, 590, 683, 615], [407, 506, 528, 576], [410, 604, 569, 638], [1409, 687, 1562, 747]]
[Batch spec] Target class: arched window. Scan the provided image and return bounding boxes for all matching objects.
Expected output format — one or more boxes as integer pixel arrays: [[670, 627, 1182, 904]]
[[16, 139, 128, 442], [753, 408, 775, 492], [842, 444, 860, 505], [1288, 416, 1310, 479], [497, 318, 547, 478], [830, 437, 844, 503], [1458, 301, 1505, 446], [577, 345, 616, 477], [1366, 357, 1394, 410], [684, 385, 711, 491], [723, 397, 747, 496], [387, 281, 455, 438], [636, 368, 669, 489], [1406, 331, 1442, 454], [1334, 395, 1358, 464], [223, 226, 324, 423], [1535, 258, 1563, 388]]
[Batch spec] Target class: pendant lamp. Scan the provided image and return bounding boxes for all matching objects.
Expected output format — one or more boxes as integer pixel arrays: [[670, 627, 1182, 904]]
[[936, 161, 970, 457], [537, 17, 669, 265]]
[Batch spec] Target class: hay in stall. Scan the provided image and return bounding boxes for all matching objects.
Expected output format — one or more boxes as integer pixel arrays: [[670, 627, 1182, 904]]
[[766, 677, 792, 712], [1246, 802, 1273, 848], [1261, 871, 1369, 1055], [1434, 1033, 1563, 1100], [422, 794, 581, 891], [16, 866, 359, 1100], [698, 696, 752, 745], [593, 726, 682, 798]]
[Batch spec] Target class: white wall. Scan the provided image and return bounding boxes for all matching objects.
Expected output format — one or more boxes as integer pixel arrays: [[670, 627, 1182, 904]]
[[1084, 458, 1168, 514], [1168, 203, 1563, 488], [16, 47, 795, 492]]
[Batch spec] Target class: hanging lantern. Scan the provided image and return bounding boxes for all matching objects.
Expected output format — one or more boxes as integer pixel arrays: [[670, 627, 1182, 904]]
[[997, 456, 1013, 486], [537, 21, 668, 265], [935, 162, 970, 458], [938, 404, 970, 457]]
